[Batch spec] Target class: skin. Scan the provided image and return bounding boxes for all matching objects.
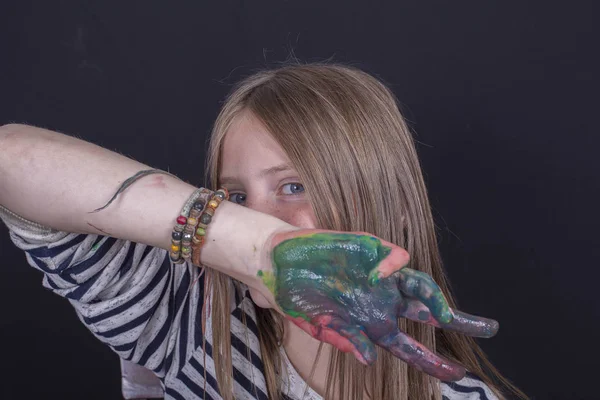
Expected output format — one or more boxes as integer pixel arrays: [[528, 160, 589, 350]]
[[220, 110, 499, 384]]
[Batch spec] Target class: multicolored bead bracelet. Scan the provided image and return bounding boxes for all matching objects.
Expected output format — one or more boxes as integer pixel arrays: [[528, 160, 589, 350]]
[[191, 188, 229, 266], [181, 189, 213, 262], [169, 188, 213, 264]]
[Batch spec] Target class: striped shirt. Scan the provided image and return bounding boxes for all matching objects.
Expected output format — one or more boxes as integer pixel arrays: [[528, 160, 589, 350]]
[[0, 206, 498, 400]]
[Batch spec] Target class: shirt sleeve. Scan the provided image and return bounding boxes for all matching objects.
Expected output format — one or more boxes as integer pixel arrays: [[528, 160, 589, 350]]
[[0, 205, 205, 379]]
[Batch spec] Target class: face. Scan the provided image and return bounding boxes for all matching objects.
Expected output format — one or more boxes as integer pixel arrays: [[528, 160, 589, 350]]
[[219, 110, 317, 229]]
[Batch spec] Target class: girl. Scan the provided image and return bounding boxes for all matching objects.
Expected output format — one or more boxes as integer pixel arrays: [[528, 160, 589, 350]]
[[0, 63, 524, 400]]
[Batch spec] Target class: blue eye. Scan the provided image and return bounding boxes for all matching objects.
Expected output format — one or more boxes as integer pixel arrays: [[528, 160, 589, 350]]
[[281, 183, 305, 195], [229, 192, 247, 205]]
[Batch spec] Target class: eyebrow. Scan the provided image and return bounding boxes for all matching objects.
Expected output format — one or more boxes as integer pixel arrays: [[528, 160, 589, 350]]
[[219, 163, 293, 184]]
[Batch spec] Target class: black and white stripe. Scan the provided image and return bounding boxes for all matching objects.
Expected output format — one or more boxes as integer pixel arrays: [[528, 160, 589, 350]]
[[1, 206, 498, 400]]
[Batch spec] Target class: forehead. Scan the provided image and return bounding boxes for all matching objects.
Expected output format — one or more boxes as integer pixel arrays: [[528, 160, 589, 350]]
[[220, 111, 291, 176]]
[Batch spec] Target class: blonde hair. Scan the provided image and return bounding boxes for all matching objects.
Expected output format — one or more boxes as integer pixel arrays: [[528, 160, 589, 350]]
[[205, 63, 525, 400]]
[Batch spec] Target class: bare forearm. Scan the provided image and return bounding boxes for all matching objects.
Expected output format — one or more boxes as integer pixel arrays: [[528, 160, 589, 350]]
[[0, 124, 194, 246], [0, 124, 290, 282]]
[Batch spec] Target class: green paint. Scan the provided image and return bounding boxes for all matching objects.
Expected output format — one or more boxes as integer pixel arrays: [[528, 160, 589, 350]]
[[272, 232, 391, 282], [368, 270, 383, 286], [267, 232, 396, 326], [432, 291, 453, 324], [284, 308, 311, 322], [256, 270, 276, 293], [269, 234, 393, 299]]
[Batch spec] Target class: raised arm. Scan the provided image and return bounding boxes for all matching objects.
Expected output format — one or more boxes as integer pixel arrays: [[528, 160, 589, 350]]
[[0, 124, 499, 381], [0, 123, 290, 285]]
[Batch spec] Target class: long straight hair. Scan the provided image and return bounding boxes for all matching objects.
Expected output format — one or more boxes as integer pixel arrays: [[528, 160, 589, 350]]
[[205, 63, 525, 400]]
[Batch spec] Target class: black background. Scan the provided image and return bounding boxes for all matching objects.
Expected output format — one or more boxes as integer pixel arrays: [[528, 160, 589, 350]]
[[1, 1, 598, 399]]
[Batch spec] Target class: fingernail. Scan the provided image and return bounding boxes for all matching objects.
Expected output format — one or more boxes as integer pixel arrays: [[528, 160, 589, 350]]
[[368, 270, 383, 286]]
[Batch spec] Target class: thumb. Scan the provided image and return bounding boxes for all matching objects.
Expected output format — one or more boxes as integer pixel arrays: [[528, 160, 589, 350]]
[[368, 241, 410, 286]]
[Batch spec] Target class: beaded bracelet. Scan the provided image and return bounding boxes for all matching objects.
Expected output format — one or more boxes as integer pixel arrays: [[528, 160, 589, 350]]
[[181, 189, 214, 262], [191, 188, 229, 266], [169, 188, 213, 264]]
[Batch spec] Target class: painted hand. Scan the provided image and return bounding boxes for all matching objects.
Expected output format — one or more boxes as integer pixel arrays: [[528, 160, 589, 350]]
[[258, 229, 499, 382]]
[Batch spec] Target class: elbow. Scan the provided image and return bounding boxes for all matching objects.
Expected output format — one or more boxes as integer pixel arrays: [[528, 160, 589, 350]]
[[0, 123, 27, 134], [0, 124, 35, 176], [0, 124, 45, 154], [0, 123, 29, 147]]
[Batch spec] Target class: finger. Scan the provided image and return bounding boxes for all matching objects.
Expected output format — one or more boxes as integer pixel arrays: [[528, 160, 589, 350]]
[[398, 299, 499, 338], [397, 268, 453, 324], [285, 315, 377, 365], [320, 316, 378, 365], [377, 329, 466, 381], [367, 239, 410, 285]]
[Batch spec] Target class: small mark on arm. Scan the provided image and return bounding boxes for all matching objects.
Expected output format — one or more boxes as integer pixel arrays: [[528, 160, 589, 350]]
[[90, 169, 177, 213], [87, 222, 110, 235], [145, 174, 168, 189]]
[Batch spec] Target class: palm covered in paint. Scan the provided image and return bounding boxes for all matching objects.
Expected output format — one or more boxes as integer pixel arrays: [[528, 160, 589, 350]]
[[262, 230, 499, 382]]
